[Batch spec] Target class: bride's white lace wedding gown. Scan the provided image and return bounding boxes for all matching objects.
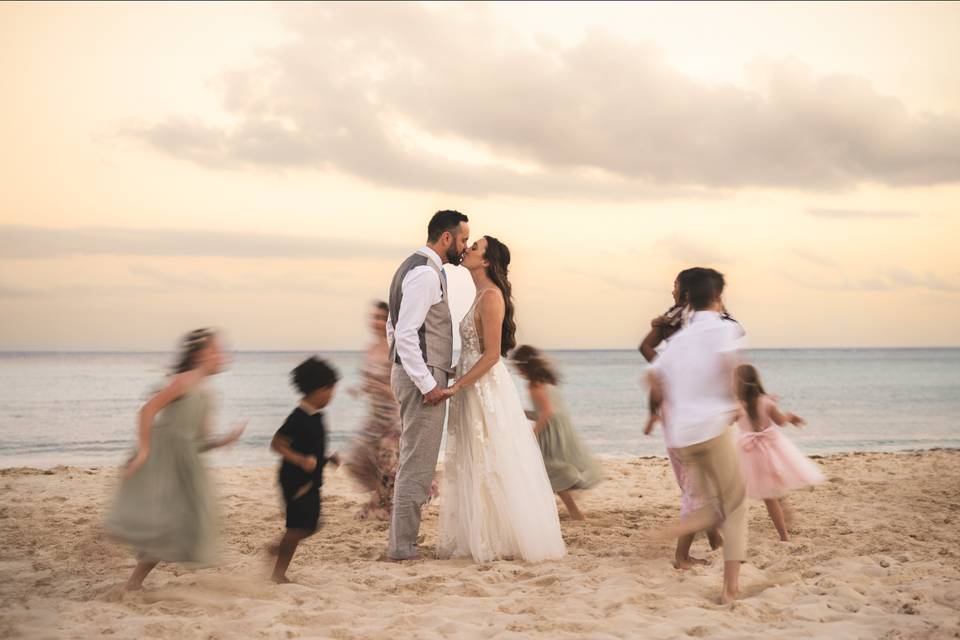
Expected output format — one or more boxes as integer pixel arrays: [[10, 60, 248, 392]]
[[438, 290, 566, 563]]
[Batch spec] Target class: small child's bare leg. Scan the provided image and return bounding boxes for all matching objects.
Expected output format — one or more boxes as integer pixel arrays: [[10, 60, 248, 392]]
[[558, 490, 585, 521], [271, 529, 312, 583], [674, 533, 708, 569], [721, 560, 741, 604], [126, 559, 158, 590], [643, 414, 659, 436], [707, 527, 723, 550], [763, 498, 789, 541]]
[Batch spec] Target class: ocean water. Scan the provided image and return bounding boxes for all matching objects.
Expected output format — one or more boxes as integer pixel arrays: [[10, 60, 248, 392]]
[[0, 349, 957, 468]]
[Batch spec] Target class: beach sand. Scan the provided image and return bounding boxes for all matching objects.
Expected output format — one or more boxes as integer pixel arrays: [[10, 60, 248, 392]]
[[1, 450, 958, 639]]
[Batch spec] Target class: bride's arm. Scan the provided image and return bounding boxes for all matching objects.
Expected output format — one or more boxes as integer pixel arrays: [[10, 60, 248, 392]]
[[446, 292, 504, 395]]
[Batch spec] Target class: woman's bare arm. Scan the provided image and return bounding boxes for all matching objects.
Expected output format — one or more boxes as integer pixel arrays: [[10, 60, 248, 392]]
[[448, 291, 505, 393]]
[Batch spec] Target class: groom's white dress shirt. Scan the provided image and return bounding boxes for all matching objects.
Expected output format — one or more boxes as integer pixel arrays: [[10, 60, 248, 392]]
[[385, 246, 445, 395]]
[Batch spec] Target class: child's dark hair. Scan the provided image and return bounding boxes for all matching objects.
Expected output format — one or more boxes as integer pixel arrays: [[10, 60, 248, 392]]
[[675, 267, 698, 305], [735, 364, 767, 428], [291, 357, 340, 395], [679, 267, 725, 310], [511, 345, 559, 385], [172, 328, 217, 374], [374, 300, 389, 313]]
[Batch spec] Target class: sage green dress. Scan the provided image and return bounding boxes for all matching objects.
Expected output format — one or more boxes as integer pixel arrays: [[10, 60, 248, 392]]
[[535, 386, 603, 492], [107, 388, 217, 565]]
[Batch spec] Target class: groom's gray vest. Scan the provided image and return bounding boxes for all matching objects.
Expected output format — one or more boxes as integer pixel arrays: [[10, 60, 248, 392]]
[[388, 253, 454, 374]]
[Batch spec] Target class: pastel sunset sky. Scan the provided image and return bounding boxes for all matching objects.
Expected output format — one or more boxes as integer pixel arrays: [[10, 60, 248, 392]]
[[1, 1, 958, 351]]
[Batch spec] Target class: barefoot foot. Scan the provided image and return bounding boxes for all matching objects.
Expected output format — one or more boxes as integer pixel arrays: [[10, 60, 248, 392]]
[[674, 556, 709, 570]]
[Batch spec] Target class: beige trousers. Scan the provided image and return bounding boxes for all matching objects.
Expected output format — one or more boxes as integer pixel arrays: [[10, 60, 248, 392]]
[[674, 425, 748, 562]]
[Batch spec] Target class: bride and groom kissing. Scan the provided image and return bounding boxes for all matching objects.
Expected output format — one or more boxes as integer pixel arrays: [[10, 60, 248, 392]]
[[385, 210, 566, 563]]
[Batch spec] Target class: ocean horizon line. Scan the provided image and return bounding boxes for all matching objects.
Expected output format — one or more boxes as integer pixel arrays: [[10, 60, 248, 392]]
[[1, 346, 959, 355]]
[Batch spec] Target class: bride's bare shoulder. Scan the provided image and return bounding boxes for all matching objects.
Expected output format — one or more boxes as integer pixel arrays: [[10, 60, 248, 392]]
[[477, 288, 504, 313]]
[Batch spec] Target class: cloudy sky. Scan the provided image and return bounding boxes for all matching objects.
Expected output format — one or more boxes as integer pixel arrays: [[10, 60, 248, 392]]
[[1, 1, 958, 351]]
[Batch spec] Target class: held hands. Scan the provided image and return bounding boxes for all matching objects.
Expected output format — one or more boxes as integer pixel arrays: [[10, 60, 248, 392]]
[[438, 384, 459, 401], [422, 386, 446, 406], [423, 383, 459, 405]]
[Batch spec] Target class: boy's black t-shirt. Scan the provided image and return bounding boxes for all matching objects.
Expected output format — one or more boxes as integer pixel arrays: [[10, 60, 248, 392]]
[[275, 406, 327, 492]]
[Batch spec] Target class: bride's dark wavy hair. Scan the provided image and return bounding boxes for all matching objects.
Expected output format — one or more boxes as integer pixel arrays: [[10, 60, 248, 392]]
[[483, 235, 517, 356]]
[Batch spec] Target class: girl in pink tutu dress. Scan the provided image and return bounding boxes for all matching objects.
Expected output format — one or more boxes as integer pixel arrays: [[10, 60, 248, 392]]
[[735, 364, 824, 541]]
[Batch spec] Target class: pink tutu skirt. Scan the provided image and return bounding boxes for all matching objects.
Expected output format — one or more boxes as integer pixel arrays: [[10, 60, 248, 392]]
[[738, 427, 824, 499]]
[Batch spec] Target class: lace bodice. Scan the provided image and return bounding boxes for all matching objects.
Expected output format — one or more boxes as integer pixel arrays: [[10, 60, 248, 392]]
[[457, 289, 496, 372]]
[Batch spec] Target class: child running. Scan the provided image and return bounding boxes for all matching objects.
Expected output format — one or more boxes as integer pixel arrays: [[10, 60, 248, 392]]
[[107, 328, 245, 590], [269, 356, 340, 583], [735, 364, 825, 541], [512, 345, 603, 521]]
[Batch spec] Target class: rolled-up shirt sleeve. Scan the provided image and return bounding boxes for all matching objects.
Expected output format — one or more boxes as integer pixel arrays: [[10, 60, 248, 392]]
[[385, 315, 395, 348], [394, 266, 442, 394]]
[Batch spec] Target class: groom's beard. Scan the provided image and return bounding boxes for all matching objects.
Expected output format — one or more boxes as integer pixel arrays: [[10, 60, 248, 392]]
[[446, 246, 463, 266]]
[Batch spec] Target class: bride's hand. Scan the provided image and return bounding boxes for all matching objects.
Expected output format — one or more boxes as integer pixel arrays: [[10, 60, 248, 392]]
[[439, 383, 460, 400]]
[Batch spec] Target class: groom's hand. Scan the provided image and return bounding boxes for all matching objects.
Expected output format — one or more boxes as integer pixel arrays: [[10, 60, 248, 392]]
[[423, 386, 445, 406]]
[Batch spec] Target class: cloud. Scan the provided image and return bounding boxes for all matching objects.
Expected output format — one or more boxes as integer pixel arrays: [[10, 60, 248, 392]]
[[886, 268, 960, 293], [567, 269, 662, 294], [652, 235, 732, 265], [0, 225, 406, 260], [125, 3, 960, 198], [783, 267, 958, 293], [0, 285, 42, 298], [792, 248, 838, 268], [806, 207, 917, 219], [0, 267, 349, 300], [127, 265, 347, 295]]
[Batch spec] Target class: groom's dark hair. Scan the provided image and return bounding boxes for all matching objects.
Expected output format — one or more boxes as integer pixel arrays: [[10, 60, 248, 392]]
[[427, 210, 469, 242]]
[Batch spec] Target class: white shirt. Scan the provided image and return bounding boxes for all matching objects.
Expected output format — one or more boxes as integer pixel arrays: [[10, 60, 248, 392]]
[[648, 311, 743, 448], [385, 246, 445, 394]]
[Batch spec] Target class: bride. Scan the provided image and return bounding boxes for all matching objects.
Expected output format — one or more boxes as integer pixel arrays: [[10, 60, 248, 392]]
[[437, 235, 566, 563]]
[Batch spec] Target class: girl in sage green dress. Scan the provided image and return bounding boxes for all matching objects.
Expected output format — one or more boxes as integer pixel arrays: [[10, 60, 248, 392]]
[[511, 345, 603, 521], [107, 328, 244, 590]]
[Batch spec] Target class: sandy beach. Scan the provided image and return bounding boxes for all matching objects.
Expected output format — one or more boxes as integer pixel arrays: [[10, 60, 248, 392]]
[[1, 450, 958, 639]]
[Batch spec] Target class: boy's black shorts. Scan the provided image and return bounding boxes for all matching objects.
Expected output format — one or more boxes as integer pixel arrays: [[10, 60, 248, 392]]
[[283, 482, 320, 532]]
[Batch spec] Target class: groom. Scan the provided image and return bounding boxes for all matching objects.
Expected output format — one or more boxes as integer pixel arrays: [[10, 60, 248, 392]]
[[385, 210, 470, 561]]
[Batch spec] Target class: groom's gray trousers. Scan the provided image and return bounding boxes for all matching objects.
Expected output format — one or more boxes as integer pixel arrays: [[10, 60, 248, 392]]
[[387, 364, 449, 560]]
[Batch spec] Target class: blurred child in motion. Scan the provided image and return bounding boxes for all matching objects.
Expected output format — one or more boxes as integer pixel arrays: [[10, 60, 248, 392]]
[[107, 328, 245, 590], [268, 356, 340, 584], [512, 345, 602, 521], [735, 364, 824, 541]]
